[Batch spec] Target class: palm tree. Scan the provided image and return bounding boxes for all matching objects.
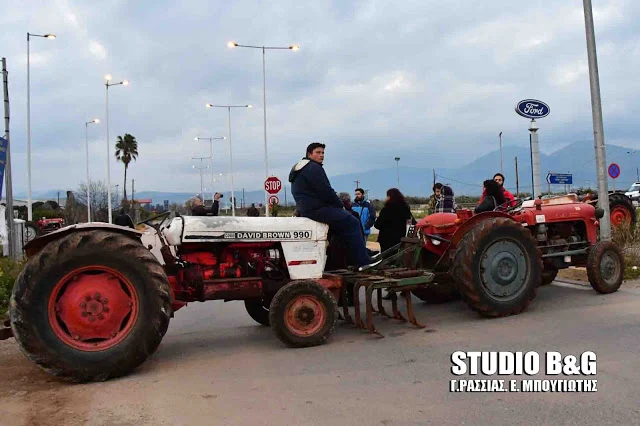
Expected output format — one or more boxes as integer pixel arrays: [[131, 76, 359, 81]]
[[115, 133, 138, 202]]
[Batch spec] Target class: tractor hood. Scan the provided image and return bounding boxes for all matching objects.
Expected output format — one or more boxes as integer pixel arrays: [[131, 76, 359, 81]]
[[162, 216, 329, 245]]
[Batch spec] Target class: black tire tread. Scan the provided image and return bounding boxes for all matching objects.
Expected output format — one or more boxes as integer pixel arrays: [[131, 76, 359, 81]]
[[10, 230, 172, 382], [244, 300, 271, 326], [451, 217, 542, 317], [541, 268, 558, 286]]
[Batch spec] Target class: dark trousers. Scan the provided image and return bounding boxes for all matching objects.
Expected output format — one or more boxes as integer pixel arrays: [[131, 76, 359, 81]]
[[303, 207, 371, 267]]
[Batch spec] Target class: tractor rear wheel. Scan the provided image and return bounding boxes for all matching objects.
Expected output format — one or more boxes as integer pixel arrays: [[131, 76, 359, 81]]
[[244, 299, 271, 326], [269, 280, 337, 348], [587, 241, 624, 294], [10, 230, 172, 382], [609, 193, 636, 228], [452, 217, 542, 317]]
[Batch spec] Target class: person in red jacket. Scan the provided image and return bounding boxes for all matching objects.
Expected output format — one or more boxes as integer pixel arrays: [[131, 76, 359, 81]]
[[478, 173, 515, 207]]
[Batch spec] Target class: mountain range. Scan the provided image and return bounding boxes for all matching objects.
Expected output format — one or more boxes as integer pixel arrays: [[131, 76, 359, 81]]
[[12, 141, 639, 205]]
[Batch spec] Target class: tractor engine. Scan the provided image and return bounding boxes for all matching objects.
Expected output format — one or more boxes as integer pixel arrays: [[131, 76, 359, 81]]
[[166, 243, 288, 307]]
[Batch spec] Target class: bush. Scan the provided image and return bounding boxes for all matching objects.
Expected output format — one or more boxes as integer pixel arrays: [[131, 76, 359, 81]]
[[0, 257, 23, 316]]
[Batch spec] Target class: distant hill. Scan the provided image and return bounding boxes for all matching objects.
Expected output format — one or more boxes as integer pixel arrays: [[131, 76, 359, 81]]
[[15, 141, 639, 203]]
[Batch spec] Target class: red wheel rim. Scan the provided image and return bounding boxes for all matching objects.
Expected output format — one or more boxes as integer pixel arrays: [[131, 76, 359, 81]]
[[284, 295, 326, 337], [48, 266, 139, 352], [610, 206, 631, 226]]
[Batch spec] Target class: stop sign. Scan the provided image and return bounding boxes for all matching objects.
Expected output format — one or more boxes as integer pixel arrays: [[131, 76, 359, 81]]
[[264, 176, 282, 194]]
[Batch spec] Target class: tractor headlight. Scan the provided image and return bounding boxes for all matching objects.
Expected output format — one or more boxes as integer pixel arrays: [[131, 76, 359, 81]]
[[431, 239, 442, 246]]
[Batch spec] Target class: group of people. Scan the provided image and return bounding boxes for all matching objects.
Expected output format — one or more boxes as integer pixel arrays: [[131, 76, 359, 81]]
[[178, 142, 516, 272]]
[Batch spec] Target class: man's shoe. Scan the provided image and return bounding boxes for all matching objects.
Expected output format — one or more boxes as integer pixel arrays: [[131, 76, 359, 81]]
[[358, 259, 382, 272]]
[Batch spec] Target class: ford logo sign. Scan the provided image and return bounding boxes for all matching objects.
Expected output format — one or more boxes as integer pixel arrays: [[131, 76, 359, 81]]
[[515, 99, 550, 119]]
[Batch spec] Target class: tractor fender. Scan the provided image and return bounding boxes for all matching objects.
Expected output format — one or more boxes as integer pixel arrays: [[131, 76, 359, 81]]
[[24, 223, 143, 257], [450, 211, 514, 246]]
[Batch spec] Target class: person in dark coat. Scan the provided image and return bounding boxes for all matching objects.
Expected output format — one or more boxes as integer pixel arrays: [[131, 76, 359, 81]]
[[246, 203, 260, 217], [289, 142, 371, 268], [114, 209, 135, 229], [192, 193, 221, 216], [475, 180, 506, 214], [375, 188, 413, 299], [375, 188, 413, 253]]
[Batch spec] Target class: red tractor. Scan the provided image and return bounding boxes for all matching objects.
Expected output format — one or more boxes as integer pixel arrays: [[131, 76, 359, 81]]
[[3, 194, 623, 382], [576, 190, 636, 228], [409, 194, 623, 309]]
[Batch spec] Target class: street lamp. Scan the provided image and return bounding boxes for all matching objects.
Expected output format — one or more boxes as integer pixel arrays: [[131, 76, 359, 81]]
[[191, 156, 211, 199], [85, 118, 100, 222], [394, 157, 400, 187], [499, 132, 503, 174], [104, 74, 129, 223], [205, 104, 252, 216], [227, 40, 299, 216], [26, 32, 56, 221], [195, 136, 226, 202]]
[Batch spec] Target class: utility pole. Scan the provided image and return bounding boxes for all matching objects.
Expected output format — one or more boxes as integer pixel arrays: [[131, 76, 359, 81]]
[[515, 157, 519, 197], [583, 0, 611, 240], [433, 169, 436, 187], [284, 184, 288, 207], [3, 57, 16, 259], [394, 157, 400, 187], [354, 179, 360, 189], [242, 188, 245, 209], [57, 191, 60, 206], [132, 179, 135, 203]]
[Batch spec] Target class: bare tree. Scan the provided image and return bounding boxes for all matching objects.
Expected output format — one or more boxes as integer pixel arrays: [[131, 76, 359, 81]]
[[74, 180, 118, 223]]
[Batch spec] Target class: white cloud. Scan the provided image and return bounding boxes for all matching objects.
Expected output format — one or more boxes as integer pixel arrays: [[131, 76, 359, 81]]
[[88, 40, 107, 60]]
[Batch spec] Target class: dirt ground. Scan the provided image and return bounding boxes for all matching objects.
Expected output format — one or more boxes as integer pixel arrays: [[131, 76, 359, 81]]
[[556, 267, 640, 289]]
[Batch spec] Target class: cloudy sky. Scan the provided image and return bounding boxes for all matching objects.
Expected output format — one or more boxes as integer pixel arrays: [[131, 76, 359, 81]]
[[1, 0, 639, 196]]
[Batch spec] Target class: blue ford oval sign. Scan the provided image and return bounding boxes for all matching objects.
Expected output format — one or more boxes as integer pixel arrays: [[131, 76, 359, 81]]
[[515, 99, 550, 119]]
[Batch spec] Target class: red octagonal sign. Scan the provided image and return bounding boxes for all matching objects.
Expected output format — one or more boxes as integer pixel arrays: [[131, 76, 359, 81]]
[[265, 176, 282, 194]]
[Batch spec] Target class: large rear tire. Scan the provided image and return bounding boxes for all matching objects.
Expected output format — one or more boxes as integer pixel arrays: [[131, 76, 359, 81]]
[[269, 280, 337, 348], [10, 230, 172, 382], [587, 241, 624, 294], [609, 193, 636, 228], [244, 299, 271, 326], [452, 217, 541, 317]]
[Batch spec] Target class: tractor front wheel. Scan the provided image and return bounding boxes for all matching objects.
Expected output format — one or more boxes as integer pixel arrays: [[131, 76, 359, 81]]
[[587, 241, 624, 294], [452, 217, 541, 317], [541, 267, 558, 286], [10, 230, 172, 382], [269, 280, 337, 348]]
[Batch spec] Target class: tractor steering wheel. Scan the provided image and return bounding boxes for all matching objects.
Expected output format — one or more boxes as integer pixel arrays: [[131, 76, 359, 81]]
[[137, 211, 172, 233], [494, 199, 524, 213]]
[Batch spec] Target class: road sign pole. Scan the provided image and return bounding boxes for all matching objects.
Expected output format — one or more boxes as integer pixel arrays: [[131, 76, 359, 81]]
[[583, 0, 611, 240], [530, 120, 541, 198]]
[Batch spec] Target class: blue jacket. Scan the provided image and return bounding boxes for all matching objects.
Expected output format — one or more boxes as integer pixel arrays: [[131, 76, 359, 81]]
[[289, 158, 342, 214], [352, 199, 376, 235]]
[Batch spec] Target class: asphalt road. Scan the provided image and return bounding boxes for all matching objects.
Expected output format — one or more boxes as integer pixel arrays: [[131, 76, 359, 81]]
[[1, 281, 639, 425]]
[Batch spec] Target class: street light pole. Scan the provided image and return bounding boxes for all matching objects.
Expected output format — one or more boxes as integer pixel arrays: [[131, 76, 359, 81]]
[[394, 157, 400, 187], [191, 156, 211, 199], [583, 0, 611, 240], [85, 119, 99, 222], [195, 136, 226, 203], [206, 104, 252, 216], [104, 75, 129, 223], [26, 32, 55, 221], [499, 131, 503, 174], [227, 41, 299, 216]]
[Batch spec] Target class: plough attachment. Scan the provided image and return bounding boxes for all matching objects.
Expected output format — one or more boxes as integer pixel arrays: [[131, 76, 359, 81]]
[[325, 239, 435, 337]]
